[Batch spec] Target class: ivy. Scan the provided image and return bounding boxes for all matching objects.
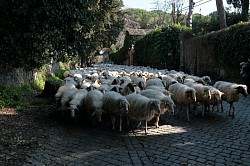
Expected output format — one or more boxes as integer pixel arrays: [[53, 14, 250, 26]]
[[206, 22, 250, 66], [134, 25, 191, 69]]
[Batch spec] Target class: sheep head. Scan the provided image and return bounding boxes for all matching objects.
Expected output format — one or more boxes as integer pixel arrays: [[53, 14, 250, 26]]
[[149, 99, 161, 114], [69, 105, 78, 118], [186, 90, 196, 102], [235, 85, 248, 97], [120, 99, 130, 114]]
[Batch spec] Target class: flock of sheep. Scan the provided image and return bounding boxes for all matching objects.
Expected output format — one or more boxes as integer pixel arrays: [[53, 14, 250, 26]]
[[54, 64, 248, 134]]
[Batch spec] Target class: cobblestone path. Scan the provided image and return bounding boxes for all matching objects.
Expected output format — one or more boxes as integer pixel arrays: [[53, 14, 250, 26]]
[[24, 95, 250, 166]]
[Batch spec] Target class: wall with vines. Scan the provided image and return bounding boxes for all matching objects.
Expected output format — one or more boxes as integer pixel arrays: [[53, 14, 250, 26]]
[[181, 22, 250, 82], [134, 25, 191, 70]]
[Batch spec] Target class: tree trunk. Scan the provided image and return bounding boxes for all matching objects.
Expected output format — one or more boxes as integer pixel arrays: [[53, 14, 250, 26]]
[[36, 80, 61, 98], [171, 3, 176, 24], [186, 0, 195, 28], [241, 0, 249, 21], [216, 0, 227, 29]]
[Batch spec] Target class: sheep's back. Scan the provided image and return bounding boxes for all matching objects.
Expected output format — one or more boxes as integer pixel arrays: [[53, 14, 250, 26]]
[[126, 94, 157, 121], [214, 81, 241, 102], [140, 89, 165, 100], [169, 83, 196, 104], [103, 92, 126, 113], [85, 90, 104, 112]]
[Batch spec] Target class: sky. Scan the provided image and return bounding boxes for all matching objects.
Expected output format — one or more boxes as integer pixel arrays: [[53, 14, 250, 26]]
[[122, 0, 232, 16]]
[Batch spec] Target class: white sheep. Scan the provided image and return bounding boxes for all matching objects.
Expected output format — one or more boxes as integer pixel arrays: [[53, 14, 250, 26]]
[[62, 73, 83, 88], [97, 84, 120, 94], [168, 83, 196, 122], [120, 82, 136, 96], [130, 75, 146, 90], [184, 82, 211, 117], [140, 89, 175, 128], [58, 88, 78, 119], [84, 89, 105, 126], [68, 89, 88, 120], [185, 75, 211, 85], [54, 82, 77, 110], [126, 93, 161, 134], [204, 86, 224, 115], [214, 81, 248, 117], [161, 76, 178, 90], [102, 91, 130, 131], [146, 85, 171, 96], [145, 78, 166, 89]]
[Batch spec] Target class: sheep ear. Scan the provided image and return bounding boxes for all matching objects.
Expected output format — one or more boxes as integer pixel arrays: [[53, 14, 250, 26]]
[[234, 86, 243, 93], [235, 86, 242, 90], [91, 112, 96, 116], [120, 100, 123, 107]]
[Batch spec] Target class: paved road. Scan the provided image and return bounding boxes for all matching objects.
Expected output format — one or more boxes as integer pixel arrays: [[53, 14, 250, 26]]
[[23, 95, 250, 166]]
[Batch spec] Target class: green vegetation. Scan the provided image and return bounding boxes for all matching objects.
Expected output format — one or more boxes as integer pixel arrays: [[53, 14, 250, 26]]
[[206, 22, 250, 66], [0, 84, 34, 109], [0, 0, 124, 70], [134, 25, 191, 69]]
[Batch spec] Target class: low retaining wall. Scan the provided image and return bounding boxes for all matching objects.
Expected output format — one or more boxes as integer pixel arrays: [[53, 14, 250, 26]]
[[0, 67, 37, 87]]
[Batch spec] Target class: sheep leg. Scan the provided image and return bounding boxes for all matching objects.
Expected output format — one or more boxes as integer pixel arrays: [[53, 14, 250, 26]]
[[74, 118, 77, 125], [137, 121, 141, 128], [201, 103, 205, 117], [232, 105, 235, 118], [119, 114, 122, 132], [111, 115, 115, 130], [186, 105, 190, 122], [193, 102, 198, 115], [145, 120, 147, 135], [92, 118, 95, 127], [220, 100, 224, 112], [229, 103, 235, 118], [127, 116, 130, 126], [55, 98, 60, 110], [216, 103, 220, 112], [154, 114, 160, 128], [212, 105, 215, 116]]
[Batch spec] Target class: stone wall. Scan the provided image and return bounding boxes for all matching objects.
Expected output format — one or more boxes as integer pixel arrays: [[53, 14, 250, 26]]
[[0, 67, 37, 87]]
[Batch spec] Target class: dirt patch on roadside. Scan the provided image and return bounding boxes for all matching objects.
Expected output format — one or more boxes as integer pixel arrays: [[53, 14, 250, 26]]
[[0, 104, 54, 166]]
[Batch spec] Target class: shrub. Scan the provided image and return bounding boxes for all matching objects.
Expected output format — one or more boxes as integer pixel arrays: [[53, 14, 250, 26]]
[[206, 22, 250, 66], [0, 84, 33, 109], [134, 24, 191, 69]]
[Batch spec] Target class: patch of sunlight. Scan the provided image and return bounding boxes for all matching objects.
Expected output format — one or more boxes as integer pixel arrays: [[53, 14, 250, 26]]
[[0, 108, 18, 115], [172, 141, 196, 147], [133, 124, 187, 136]]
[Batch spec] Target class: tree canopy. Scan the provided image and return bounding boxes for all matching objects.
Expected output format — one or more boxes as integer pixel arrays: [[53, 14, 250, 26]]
[[0, 0, 124, 70]]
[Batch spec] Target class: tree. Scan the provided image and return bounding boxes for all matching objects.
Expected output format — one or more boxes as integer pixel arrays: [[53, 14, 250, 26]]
[[227, 0, 249, 21], [216, 0, 228, 29], [0, 0, 124, 70], [186, 0, 195, 27]]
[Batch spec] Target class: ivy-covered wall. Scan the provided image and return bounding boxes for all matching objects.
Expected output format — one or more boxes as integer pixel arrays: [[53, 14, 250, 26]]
[[181, 22, 250, 82], [134, 25, 191, 70]]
